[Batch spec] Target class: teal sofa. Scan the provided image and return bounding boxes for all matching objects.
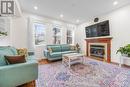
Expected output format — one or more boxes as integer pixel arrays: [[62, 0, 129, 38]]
[[44, 44, 77, 61], [0, 46, 38, 87]]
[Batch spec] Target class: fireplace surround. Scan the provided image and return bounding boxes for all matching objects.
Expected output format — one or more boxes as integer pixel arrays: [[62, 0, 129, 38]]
[[85, 37, 112, 63]]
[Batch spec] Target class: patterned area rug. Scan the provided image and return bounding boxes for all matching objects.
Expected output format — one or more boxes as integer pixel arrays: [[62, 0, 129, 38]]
[[36, 58, 130, 87]]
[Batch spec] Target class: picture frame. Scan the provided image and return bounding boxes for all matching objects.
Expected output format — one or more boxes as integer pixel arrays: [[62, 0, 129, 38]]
[[33, 22, 46, 45], [0, 17, 10, 36]]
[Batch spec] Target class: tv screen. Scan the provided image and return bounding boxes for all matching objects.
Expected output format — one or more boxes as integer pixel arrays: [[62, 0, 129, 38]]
[[85, 20, 110, 38]]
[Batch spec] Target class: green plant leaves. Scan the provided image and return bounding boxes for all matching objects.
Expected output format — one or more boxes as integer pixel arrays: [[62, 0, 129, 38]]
[[0, 31, 7, 36], [117, 44, 130, 57]]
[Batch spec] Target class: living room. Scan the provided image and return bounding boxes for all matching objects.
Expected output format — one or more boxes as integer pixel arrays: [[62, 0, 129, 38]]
[[0, 0, 130, 87]]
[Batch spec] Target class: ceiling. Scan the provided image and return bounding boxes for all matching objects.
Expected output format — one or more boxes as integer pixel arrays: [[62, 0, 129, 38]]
[[19, 0, 130, 24]]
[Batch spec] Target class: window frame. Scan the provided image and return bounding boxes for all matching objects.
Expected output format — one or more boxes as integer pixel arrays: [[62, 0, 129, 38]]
[[52, 25, 62, 44], [66, 26, 75, 45], [33, 22, 46, 46]]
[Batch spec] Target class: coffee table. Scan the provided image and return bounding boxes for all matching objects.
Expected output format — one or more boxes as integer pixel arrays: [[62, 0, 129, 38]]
[[62, 53, 84, 68]]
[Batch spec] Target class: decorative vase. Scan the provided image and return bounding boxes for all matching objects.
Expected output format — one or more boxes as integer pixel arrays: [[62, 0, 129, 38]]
[[76, 43, 79, 48], [76, 43, 80, 53]]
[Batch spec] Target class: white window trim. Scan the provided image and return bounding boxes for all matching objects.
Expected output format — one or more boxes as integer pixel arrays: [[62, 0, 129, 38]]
[[67, 25, 75, 45], [52, 24, 62, 44]]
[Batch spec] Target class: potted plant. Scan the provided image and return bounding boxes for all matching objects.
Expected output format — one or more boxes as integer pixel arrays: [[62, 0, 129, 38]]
[[0, 31, 7, 36], [116, 44, 130, 57], [76, 43, 80, 53]]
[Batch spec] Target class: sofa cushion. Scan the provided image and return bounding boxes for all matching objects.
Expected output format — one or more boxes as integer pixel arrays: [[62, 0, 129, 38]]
[[49, 46, 61, 52], [5, 55, 26, 64], [50, 52, 62, 58], [9, 47, 18, 55], [61, 51, 76, 54], [0, 55, 6, 66], [61, 44, 71, 51], [0, 47, 15, 66]]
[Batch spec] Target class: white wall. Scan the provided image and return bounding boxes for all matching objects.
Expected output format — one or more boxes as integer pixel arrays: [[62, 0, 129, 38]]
[[76, 5, 130, 63], [0, 36, 11, 46], [10, 13, 76, 59], [11, 16, 28, 48]]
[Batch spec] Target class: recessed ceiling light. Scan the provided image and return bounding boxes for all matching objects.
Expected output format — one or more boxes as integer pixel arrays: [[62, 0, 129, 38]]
[[60, 14, 64, 18], [76, 19, 79, 23], [113, 1, 118, 6], [34, 6, 38, 10]]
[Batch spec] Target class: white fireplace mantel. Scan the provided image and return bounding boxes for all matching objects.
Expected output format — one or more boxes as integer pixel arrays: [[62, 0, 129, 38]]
[[85, 36, 113, 40]]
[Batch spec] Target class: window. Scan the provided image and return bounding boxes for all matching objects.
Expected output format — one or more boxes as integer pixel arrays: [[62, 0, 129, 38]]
[[33, 23, 46, 45], [67, 29, 74, 44], [52, 27, 62, 44]]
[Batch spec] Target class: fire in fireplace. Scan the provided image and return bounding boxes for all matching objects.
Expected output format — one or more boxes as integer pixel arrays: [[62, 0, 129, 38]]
[[90, 45, 105, 58]]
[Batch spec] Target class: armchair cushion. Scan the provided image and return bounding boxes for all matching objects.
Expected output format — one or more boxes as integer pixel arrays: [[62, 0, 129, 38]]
[[0, 46, 38, 87], [0, 61, 38, 87], [0, 47, 15, 66], [0, 55, 7, 66], [9, 47, 18, 55]]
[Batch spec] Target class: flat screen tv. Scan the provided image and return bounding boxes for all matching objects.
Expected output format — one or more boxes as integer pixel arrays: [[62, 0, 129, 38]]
[[85, 20, 110, 38]]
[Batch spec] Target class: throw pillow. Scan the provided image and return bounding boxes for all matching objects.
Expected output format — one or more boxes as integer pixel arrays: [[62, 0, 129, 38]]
[[70, 46, 76, 51], [17, 48, 28, 57], [47, 48, 52, 53], [4, 55, 26, 64]]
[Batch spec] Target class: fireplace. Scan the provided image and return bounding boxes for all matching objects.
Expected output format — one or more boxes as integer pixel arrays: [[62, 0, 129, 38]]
[[85, 37, 112, 63], [88, 43, 107, 60]]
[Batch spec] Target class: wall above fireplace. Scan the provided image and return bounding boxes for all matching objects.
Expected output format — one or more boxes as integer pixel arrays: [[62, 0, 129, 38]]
[[85, 37, 112, 63]]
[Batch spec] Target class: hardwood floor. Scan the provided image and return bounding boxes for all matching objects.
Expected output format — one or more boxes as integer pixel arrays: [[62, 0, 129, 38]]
[[38, 59, 51, 65], [38, 59, 61, 64], [18, 81, 35, 87]]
